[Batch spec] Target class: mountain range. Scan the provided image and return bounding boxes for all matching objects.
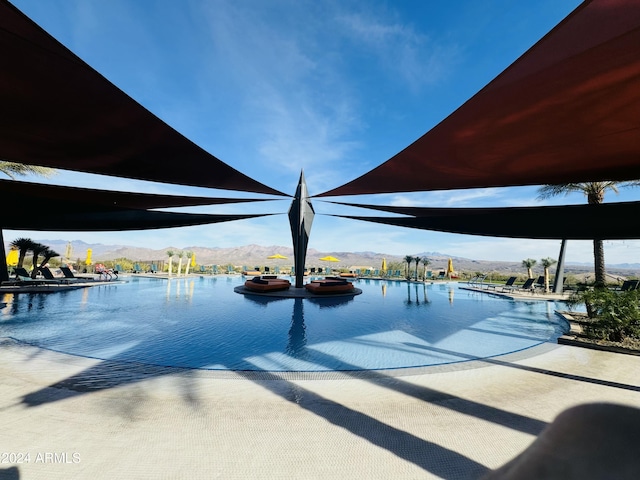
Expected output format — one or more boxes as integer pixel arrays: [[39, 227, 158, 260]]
[[7, 239, 640, 278]]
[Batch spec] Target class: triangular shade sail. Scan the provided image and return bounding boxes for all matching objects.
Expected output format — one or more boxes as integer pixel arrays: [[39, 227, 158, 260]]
[[2, 208, 273, 232], [318, 0, 640, 197], [330, 201, 640, 240], [0, 179, 273, 210], [0, 1, 285, 196]]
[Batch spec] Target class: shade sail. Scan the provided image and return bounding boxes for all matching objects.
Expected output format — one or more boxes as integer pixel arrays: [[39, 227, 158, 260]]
[[0, 1, 285, 196], [2, 208, 273, 232], [330, 201, 640, 240], [318, 0, 640, 197], [0, 179, 273, 210]]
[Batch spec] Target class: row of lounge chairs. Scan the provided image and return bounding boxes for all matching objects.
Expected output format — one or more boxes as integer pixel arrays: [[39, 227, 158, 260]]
[[472, 275, 552, 294], [6, 266, 116, 285]]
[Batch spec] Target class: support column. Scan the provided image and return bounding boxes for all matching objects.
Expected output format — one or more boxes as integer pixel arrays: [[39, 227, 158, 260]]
[[288, 171, 314, 288], [553, 239, 567, 294], [0, 229, 8, 282]]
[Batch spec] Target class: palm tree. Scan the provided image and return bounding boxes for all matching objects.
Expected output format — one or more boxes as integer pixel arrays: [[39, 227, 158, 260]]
[[184, 251, 193, 276], [38, 247, 60, 270], [404, 255, 414, 280], [166, 250, 175, 276], [0, 161, 56, 179], [540, 257, 557, 293], [177, 251, 184, 276], [29, 242, 47, 278], [538, 181, 640, 287], [421, 257, 431, 280], [413, 256, 422, 281], [10, 237, 36, 269], [522, 258, 537, 279]]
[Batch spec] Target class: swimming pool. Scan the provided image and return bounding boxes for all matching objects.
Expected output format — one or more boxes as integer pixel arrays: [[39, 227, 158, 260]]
[[0, 276, 568, 372]]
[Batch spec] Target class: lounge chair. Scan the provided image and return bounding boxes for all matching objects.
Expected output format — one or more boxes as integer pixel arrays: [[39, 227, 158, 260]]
[[510, 278, 536, 293], [39, 267, 58, 280], [487, 276, 516, 291], [615, 280, 640, 291], [12, 267, 32, 278], [60, 266, 94, 280]]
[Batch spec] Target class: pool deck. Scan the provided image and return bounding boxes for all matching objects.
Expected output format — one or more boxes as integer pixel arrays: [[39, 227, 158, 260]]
[[1, 337, 638, 479]]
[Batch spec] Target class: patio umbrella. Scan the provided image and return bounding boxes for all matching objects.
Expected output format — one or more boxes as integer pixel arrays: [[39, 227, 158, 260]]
[[64, 241, 73, 262], [267, 254, 288, 259], [85, 248, 92, 266], [191, 253, 196, 268], [319, 255, 340, 262], [381, 258, 387, 273], [447, 258, 454, 278], [6, 248, 18, 267]]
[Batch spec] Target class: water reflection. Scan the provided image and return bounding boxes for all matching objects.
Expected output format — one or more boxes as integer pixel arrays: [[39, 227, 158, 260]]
[[286, 298, 307, 358], [405, 283, 430, 306]]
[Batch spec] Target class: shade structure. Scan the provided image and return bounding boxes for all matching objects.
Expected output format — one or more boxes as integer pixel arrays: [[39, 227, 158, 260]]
[[0, 1, 285, 196], [381, 258, 387, 273], [267, 254, 288, 259], [319, 256, 340, 262], [85, 249, 92, 266], [317, 0, 640, 197], [2, 208, 273, 232], [0, 179, 275, 211], [329, 201, 640, 240]]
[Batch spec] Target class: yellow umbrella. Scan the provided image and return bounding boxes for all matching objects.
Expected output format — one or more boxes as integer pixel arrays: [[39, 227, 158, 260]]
[[381, 258, 387, 272], [191, 253, 196, 267], [319, 255, 340, 262], [85, 248, 93, 266], [6, 248, 18, 267], [447, 258, 454, 278], [267, 254, 288, 259]]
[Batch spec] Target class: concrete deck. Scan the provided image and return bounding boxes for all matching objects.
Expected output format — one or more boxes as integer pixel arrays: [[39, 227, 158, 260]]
[[1, 338, 638, 479]]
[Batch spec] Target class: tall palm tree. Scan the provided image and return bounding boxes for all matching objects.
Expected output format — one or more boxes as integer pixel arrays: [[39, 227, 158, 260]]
[[177, 251, 184, 276], [404, 255, 414, 280], [166, 250, 175, 276], [540, 257, 557, 293], [538, 181, 640, 287], [184, 251, 193, 276], [10, 237, 36, 269], [0, 161, 56, 179], [522, 258, 537, 279], [421, 257, 431, 280], [29, 242, 47, 278], [413, 256, 422, 281]]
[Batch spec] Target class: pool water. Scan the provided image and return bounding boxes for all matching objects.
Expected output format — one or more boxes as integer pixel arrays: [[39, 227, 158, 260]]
[[0, 277, 568, 372]]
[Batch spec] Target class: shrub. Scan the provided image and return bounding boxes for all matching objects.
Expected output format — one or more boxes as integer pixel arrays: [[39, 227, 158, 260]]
[[568, 288, 640, 342]]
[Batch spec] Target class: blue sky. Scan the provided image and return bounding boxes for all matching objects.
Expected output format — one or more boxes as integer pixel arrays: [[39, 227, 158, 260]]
[[7, 0, 640, 264]]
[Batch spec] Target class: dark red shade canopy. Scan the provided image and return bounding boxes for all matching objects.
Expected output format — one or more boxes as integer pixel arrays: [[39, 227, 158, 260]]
[[330, 201, 640, 240], [318, 0, 640, 197], [0, 0, 285, 196], [0, 179, 273, 210]]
